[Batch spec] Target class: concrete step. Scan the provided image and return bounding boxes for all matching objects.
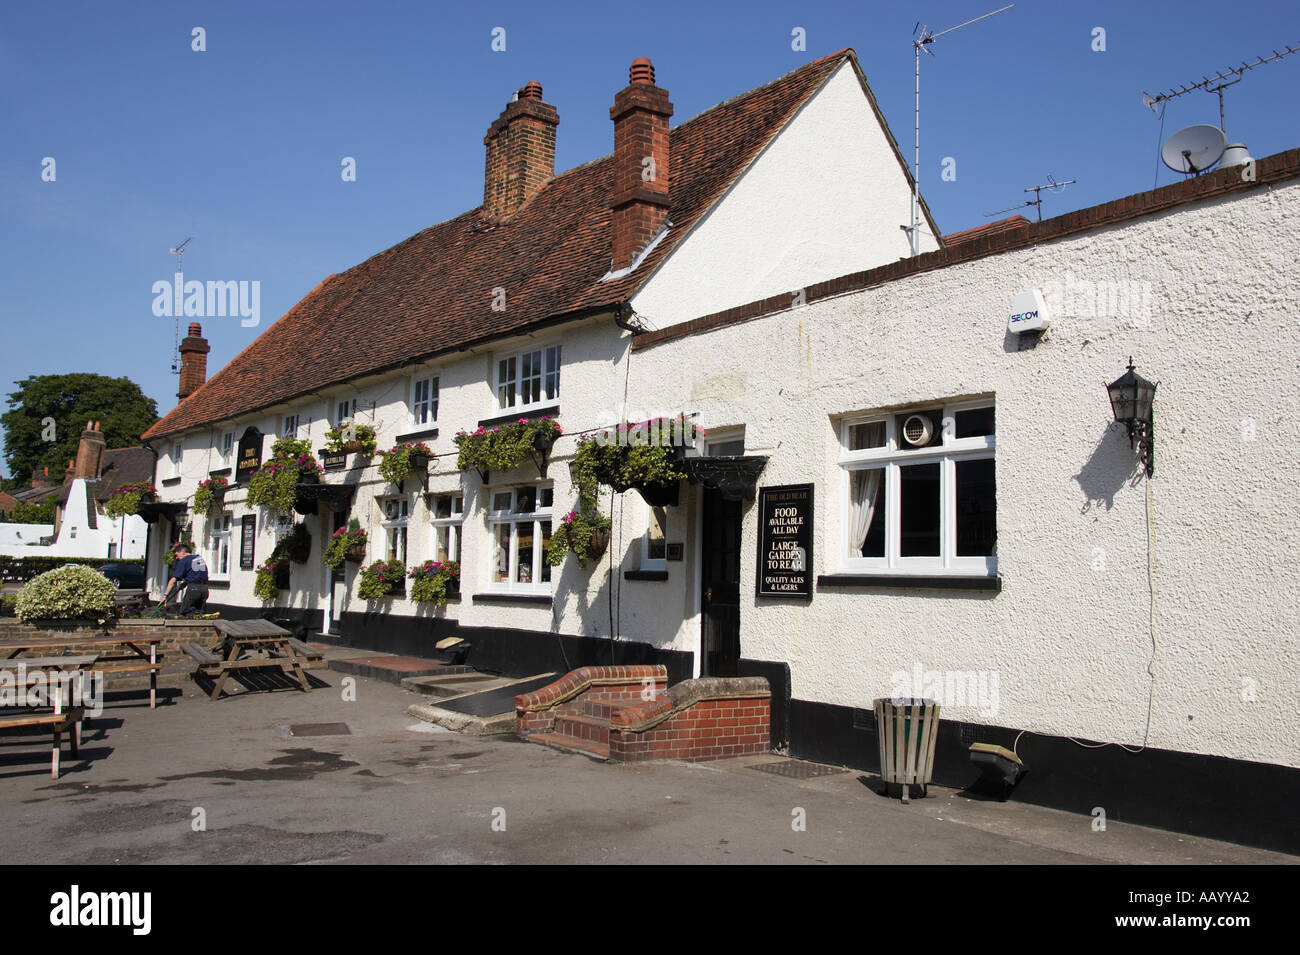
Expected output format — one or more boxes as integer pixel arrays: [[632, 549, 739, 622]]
[[553, 713, 610, 746], [401, 672, 503, 698], [328, 655, 471, 686], [525, 731, 611, 762]]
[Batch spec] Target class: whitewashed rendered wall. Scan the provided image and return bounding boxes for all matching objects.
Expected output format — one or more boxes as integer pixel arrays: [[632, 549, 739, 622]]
[[630, 61, 939, 330], [624, 178, 1300, 768], [152, 314, 700, 658], [1, 481, 146, 560]]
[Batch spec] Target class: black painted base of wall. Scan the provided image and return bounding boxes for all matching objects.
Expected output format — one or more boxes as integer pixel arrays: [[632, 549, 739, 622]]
[[739, 658, 791, 749], [205, 602, 323, 632], [789, 697, 1300, 856]]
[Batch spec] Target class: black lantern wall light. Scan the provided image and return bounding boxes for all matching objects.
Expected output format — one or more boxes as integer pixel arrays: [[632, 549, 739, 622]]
[[1106, 357, 1158, 477]]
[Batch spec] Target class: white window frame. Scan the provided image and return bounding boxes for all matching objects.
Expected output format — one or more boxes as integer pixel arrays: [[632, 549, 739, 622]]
[[282, 414, 300, 439], [379, 497, 409, 566], [494, 344, 561, 414], [219, 430, 235, 467], [838, 399, 996, 577], [429, 492, 465, 564], [170, 441, 183, 478], [641, 504, 667, 571], [209, 512, 232, 581], [485, 484, 553, 593], [410, 376, 438, 428], [335, 399, 357, 426], [701, 426, 745, 458]]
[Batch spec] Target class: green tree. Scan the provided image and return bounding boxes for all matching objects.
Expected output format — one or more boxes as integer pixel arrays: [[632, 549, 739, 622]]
[[8, 495, 58, 525], [2, 374, 159, 485]]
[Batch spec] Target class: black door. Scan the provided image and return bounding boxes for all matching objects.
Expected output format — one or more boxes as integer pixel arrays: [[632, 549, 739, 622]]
[[701, 487, 741, 677]]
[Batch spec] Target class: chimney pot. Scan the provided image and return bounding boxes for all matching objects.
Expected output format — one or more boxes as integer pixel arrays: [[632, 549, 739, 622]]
[[521, 81, 543, 100], [188, 322, 202, 337], [630, 58, 655, 85]]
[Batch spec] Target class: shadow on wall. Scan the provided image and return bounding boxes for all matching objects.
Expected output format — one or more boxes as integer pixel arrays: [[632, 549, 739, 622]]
[[1072, 423, 1142, 514]]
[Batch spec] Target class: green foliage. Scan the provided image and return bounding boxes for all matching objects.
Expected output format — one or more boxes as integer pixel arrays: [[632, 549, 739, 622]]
[[104, 481, 157, 519], [246, 440, 320, 511], [322, 423, 377, 456], [0, 594, 16, 617], [7, 495, 58, 525], [253, 559, 283, 601], [377, 442, 432, 486], [322, 518, 366, 570], [408, 560, 459, 606], [15, 563, 117, 622], [358, 559, 405, 600], [545, 436, 610, 569], [1, 374, 159, 485], [454, 417, 561, 473], [192, 476, 229, 516]]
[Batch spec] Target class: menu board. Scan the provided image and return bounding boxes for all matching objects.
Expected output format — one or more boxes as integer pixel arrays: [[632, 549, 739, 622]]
[[240, 515, 256, 570], [756, 484, 813, 598]]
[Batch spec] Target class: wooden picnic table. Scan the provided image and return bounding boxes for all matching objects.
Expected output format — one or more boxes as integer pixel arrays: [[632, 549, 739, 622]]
[[0, 633, 166, 708], [0, 654, 96, 778], [183, 619, 319, 701]]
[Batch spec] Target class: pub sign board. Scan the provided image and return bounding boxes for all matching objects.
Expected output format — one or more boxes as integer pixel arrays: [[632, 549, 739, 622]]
[[235, 427, 264, 484], [239, 515, 256, 570], [756, 483, 813, 598]]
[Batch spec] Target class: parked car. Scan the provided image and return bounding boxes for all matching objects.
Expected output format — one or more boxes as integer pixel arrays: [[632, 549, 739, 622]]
[[98, 562, 146, 589]]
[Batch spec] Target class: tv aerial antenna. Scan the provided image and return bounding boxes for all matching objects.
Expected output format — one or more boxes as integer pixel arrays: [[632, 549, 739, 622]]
[[905, 4, 1014, 257], [1141, 42, 1299, 130], [984, 175, 1077, 222], [168, 237, 192, 376]]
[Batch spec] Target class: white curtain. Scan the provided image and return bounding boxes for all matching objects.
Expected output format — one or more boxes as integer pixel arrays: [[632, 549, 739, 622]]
[[849, 422, 886, 554]]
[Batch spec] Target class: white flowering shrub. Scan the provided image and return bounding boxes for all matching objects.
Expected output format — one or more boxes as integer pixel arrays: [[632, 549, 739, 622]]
[[15, 564, 117, 622]]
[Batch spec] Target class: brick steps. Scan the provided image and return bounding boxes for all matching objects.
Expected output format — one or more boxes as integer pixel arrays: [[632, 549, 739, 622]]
[[553, 712, 610, 746], [527, 732, 611, 762]]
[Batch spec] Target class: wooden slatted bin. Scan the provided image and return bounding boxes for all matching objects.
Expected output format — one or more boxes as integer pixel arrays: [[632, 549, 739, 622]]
[[874, 697, 941, 802]]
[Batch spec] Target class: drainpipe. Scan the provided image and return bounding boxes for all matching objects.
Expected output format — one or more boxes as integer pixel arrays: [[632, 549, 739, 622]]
[[141, 438, 158, 598]]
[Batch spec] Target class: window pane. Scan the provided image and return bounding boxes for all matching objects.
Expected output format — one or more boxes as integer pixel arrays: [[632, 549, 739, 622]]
[[515, 486, 536, 514], [435, 495, 452, 519], [494, 524, 511, 583], [516, 523, 535, 584], [545, 346, 561, 400], [849, 420, 887, 451], [452, 495, 463, 515], [430, 378, 439, 421], [850, 468, 885, 558], [492, 492, 512, 512], [899, 463, 940, 557], [956, 458, 997, 557], [540, 521, 552, 582], [538, 487, 552, 509], [955, 407, 995, 439], [436, 526, 450, 562]]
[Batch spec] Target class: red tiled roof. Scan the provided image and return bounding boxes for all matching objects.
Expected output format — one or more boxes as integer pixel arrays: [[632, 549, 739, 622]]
[[944, 215, 1031, 245], [144, 49, 883, 440]]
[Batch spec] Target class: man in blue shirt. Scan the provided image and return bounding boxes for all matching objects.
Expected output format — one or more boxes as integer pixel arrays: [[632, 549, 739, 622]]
[[163, 543, 209, 615]]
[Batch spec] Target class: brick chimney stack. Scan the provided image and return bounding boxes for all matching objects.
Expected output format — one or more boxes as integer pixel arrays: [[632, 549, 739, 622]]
[[483, 81, 559, 218], [610, 58, 673, 271], [178, 322, 210, 401], [63, 459, 76, 485], [31, 466, 51, 489], [73, 420, 106, 480]]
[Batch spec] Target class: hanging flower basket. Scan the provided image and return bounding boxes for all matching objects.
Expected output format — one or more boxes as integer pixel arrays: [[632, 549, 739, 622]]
[[586, 527, 611, 561], [324, 519, 368, 569], [247, 438, 321, 511], [274, 522, 312, 565], [454, 417, 562, 478], [345, 543, 367, 562], [358, 559, 405, 600], [105, 482, 158, 519], [322, 423, 377, 457], [634, 480, 680, 508], [378, 441, 434, 486], [408, 560, 460, 607], [192, 476, 229, 517]]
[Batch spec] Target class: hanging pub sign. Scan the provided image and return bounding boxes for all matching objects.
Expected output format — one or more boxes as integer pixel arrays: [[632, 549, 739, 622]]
[[756, 483, 813, 598], [235, 427, 264, 484]]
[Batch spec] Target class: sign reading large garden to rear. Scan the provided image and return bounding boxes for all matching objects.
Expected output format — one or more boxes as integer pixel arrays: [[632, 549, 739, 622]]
[[756, 484, 813, 598]]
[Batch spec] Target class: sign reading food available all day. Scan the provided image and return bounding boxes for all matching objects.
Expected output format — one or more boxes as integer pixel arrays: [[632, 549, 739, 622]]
[[756, 483, 813, 598]]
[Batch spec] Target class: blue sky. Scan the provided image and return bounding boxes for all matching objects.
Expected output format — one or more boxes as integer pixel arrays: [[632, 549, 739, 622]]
[[2, 0, 1297, 476]]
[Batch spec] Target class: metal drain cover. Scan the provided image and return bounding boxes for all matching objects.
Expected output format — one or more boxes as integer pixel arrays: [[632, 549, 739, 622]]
[[749, 760, 849, 779], [289, 722, 352, 737]]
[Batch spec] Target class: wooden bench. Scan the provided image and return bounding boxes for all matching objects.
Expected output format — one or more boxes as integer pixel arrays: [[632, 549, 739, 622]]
[[270, 638, 324, 663], [181, 643, 221, 665], [0, 709, 83, 777]]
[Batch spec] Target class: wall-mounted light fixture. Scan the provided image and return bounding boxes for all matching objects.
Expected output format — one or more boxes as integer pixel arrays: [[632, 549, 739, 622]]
[[1106, 357, 1157, 477]]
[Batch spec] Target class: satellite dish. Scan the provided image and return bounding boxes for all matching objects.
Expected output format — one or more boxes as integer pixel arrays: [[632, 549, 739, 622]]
[[1161, 124, 1226, 174]]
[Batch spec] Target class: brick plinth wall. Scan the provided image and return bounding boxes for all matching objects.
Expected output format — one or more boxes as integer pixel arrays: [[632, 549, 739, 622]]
[[608, 676, 771, 763], [515, 665, 667, 738]]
